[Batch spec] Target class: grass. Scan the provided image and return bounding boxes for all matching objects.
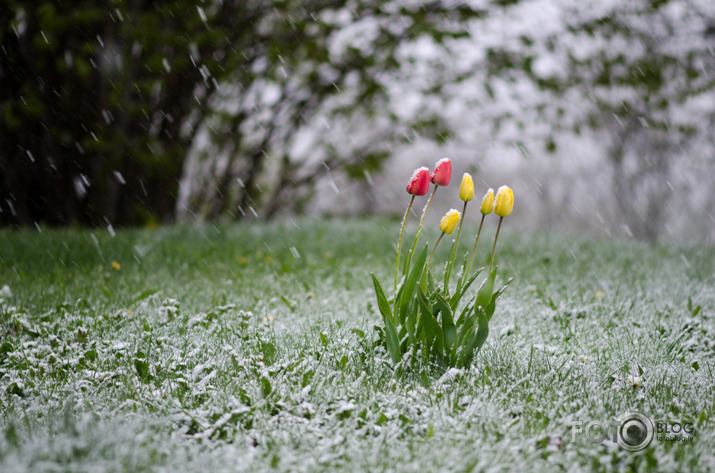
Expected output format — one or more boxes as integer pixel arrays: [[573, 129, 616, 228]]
[[1, 218, 714, 472]]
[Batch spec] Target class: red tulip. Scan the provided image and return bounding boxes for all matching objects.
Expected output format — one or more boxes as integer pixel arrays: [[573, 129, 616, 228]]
[[406, 167, 430, 196], [431, 158, 452, 186]]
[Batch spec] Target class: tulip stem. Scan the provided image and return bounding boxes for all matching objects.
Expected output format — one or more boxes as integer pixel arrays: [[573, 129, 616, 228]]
[[489, 217, 504, 273], [404, 184, 438, 276], [464, 214, 486, 287], [445, 201, 468, 291], [426, 232, 445, 275], [395, 195, 416, 292]]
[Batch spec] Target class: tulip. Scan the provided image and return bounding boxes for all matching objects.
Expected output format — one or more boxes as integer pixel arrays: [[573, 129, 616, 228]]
[[480, 188, 494, 215], [396, 167, 431, 291], [431, 158, 452, 186], [406, 167, 430, 196], [403, 158, 451, 280], [459, 173, 474, 202], [464, 206, 487, 285], [494, 185, 514, 217], [490, 185, 514, 271], [439, 209, 460, 234], [445, 174, 474, 290], [426, 209, 460, 272]]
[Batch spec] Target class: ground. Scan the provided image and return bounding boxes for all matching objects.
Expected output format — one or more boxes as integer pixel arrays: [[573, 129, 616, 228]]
[[1, 219, 714, 472]]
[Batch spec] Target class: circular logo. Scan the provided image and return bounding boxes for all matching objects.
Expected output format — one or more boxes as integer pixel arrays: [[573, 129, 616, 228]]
[[616, 412, 654, 451]]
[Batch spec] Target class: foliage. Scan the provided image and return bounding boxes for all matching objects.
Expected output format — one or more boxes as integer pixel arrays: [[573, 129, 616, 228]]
[[479, 0, 715, 240], [373, 247, 511, 369], [0, 0, 487, 226]]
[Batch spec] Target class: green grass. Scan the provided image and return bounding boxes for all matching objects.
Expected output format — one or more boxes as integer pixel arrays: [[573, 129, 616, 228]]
[[1, 219, 714, 472]]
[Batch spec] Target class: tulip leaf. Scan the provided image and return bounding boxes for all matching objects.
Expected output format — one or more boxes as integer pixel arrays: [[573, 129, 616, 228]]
[[455, 299, 474, 328], [398, 323, 408, 346], [443, 239, 457, 294], [384, 315, 402, 364], [405, 299, 418, 342], [475, 267, 497, 310], [456, 303, 476, 347], [455, 252, 470, 294], [486, 277, 513, 322], [450, 268, 483, 314], [403, 234, 422, 278], [435, 292, 456, 357], [420, 267, 429, 291], [460, 306, 489, 367], [399, 244, 428, 323], [417, 286, 443, 354], [474, 306, 490, 352], [371, 274, 393, 324], [427, 270, 436, 294]]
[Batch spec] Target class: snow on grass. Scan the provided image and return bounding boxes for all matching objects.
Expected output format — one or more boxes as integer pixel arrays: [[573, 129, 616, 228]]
[[1, 220, 714, 472]]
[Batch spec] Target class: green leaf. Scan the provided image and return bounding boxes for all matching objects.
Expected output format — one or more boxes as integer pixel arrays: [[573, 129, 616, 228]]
[[260, 376, 272, 397], [371, 273, 393, 324], [261, 341, 277, 365], [405, 299, 417, 342], [399, 244, 428, 324], [485, 277, 513, 322], [84, 349, 97, 362], [475, 307, 490, 352], [434, 292, 456, 356], [417, 286, 443, 355], [451, 268, 483, 314], [131, 289, 158, 304], [427, 270, 437, 294], [455, 251, 469, 294], [371, 275, 401, 364], [384, 315, 402, 364], [455, 300, 474, 328], [475, 267, 497, 310], [0, 341, 14, 354], [456, 303, 476, 347], [460, 306, 489, 367], [134, 358, 150, 382], [280, 295, 297, 312], [302, 369, 314, 388], [443, 239, 457, 293]]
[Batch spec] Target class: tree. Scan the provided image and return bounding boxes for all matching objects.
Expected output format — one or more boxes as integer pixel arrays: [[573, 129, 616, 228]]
[[478, 0, 715, 240], [0, 0, 485, 226]]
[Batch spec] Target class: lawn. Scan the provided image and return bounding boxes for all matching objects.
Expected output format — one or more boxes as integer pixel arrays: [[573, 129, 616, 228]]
[[1, 219, 714, 472]]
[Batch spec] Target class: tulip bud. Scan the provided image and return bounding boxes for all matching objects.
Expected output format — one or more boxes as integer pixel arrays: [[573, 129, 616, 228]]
[[406, 167, 431, 196], [439, 209, 461, 234], [459, 173, 474, 202], [494, 185, 514, 217], [431, 158, 452, 186], [480, 189, 494, 215]]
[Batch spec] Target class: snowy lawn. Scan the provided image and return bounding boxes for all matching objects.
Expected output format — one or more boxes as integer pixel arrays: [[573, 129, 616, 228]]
[[1, 219, 714, 472]]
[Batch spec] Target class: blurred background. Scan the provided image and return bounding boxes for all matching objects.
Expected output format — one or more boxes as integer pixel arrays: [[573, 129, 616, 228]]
[[1, 0, 714, 242]]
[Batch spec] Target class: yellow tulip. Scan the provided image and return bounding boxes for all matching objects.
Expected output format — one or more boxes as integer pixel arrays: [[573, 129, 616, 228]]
[[480, 189, 494, 215], [439, 209, 461, 234], [494, 185, 514, 217], [459, 173, 474, 202]]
